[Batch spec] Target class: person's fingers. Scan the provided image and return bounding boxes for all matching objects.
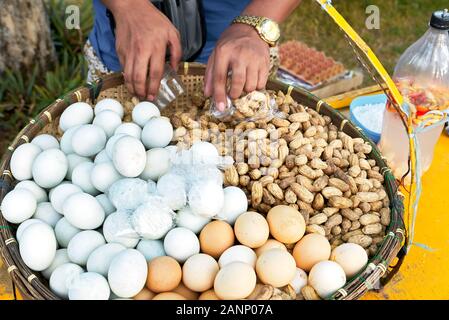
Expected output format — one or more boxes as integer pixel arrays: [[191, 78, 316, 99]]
[[123, 53, 135, 95], [212, 49, 230, 111], [229, 61, 246, 99], [257, 63, 269, 90], [147, 50, 165, 100], [204, 52, 215, 97], [132, 51, 151, 98], [244, 62, 258, 93], [168, 30, 182, 70]]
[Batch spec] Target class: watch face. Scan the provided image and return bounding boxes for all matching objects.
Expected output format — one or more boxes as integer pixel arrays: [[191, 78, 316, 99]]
[[260, 19, 280, 43]]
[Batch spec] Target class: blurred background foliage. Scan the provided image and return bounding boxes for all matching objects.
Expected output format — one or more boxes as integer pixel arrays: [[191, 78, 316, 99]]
[[0, 0, 446, 153], [0, 0, 92, 151]]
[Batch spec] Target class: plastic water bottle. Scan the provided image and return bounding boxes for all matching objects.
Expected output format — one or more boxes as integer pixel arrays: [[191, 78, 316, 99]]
[[379, 10, 449, 182]]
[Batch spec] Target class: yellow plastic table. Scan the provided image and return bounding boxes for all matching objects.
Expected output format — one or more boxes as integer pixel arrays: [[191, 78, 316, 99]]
[[1, 134, 448, 300]]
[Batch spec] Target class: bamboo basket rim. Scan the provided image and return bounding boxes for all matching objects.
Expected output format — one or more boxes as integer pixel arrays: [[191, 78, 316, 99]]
[[0, 62, 405, 300]]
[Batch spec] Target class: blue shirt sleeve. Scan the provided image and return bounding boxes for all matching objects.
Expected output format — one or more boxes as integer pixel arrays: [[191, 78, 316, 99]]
[[88, 0, 251, 70]]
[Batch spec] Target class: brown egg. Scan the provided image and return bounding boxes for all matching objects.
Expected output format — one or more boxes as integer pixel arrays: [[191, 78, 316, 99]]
[[256, 248, 297, 287], [199, 221, 235, 258], [146, 256, 182, 293], [152, 292, 187, 300], [292, 233, 331, 271], [182, 253, 219, 292], [255, 239, 287, 256], [173, 282, 199, 300], [133, 287, 156, 300], [267, 205, 305, 244], [214, 262, 257, 300], [234, 212, 269, 248], [198, 290, 220, 300]]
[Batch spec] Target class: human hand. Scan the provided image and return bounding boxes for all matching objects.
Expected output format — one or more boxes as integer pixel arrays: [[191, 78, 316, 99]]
[[110, 0, 182, 100], [204, 23, 270, 111]]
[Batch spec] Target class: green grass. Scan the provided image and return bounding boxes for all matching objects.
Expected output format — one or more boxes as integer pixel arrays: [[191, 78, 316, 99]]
[[282, 0, 447, 77]]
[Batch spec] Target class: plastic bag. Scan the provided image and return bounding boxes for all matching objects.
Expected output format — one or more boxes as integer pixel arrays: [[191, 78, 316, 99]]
[[109, 142, 234, 240], [210, 90, 279, 123]]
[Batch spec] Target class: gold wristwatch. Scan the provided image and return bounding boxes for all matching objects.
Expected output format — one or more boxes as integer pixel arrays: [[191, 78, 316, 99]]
[[232, 15, 281, 47]]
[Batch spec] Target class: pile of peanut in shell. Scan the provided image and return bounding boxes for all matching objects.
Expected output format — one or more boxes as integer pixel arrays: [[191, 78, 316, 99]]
[[168, 91, 391, 257]]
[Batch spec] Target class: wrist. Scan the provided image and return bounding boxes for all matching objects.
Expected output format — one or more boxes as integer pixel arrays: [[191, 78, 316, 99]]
[[229, 23, 270, 47], [106, 0, 154, 16]]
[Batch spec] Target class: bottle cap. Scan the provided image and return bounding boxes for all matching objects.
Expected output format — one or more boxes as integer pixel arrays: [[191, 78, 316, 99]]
[[430, 9, 449, 30]]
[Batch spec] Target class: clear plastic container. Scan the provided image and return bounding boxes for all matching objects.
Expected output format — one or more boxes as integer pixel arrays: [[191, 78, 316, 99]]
[[154, 64, 185, 110], [379, 9, 449, 182]]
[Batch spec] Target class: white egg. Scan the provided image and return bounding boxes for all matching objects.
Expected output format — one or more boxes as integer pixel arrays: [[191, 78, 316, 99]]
[[190, 141, 219, 165], [94, 98, 124, 119], [31, 134, 59, 150], [67, 230, 106, 265], [10, 143, 42, 180], [42, 249, 70, 279], [86, 243, 126, 277], [140, 148, 171, 181], [164, 227, 200, 263], [14, 180, 47, 203], [66, 154, 91, 180], [50, 263, 84, 299], [289, 268, 308, 294], [132, 101, 161, 127], [94, 149, 110, 164], [49, 183, 82, 214], [112, 136, 146, 178], [33, 202, 62, 227], [1, 189, 36, 223], [72, 162, 99, 195], [96, 194, 115, 216], [59, 102, 94, 132], [218, 245, 257, 268], [308, 261, 347, 299], [130, 197, 174, 240], [330, 243, 368, 278], [91, 162, 123, 193], [93, 110, 122, 138], [114, 122, 142, 139], [175, 206, 210, 234], [108, 249, 147, 298], [136, 239, 165, 261], [108, 178, 148, 210], [16, 219, 44, 242], [71, 124, 107, 157], [188, 181, 225, 218], [54, 217, 81, 248], [19, 222, 57, 271], [60, 125, 80, 154], [32, 149, 68, 188], [105, 133, 127, 158], [217, 187, 248, 224], [141, 116, 173, 148], [102, 210, 140, 248], [63, 192, 105, 230], [69, 272, 110, 300], [156, 173, 186, 210]]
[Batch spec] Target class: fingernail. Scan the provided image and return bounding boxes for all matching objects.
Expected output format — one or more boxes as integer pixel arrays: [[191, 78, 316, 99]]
[[217, 102, 225, 112], [148, 95, 155, 101]]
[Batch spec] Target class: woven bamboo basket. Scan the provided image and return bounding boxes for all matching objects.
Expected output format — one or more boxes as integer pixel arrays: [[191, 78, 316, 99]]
[[0, 63, 405, 300]]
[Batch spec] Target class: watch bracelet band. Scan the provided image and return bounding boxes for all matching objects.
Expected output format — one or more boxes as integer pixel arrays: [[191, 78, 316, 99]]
[[232, 15, 264, 28]]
